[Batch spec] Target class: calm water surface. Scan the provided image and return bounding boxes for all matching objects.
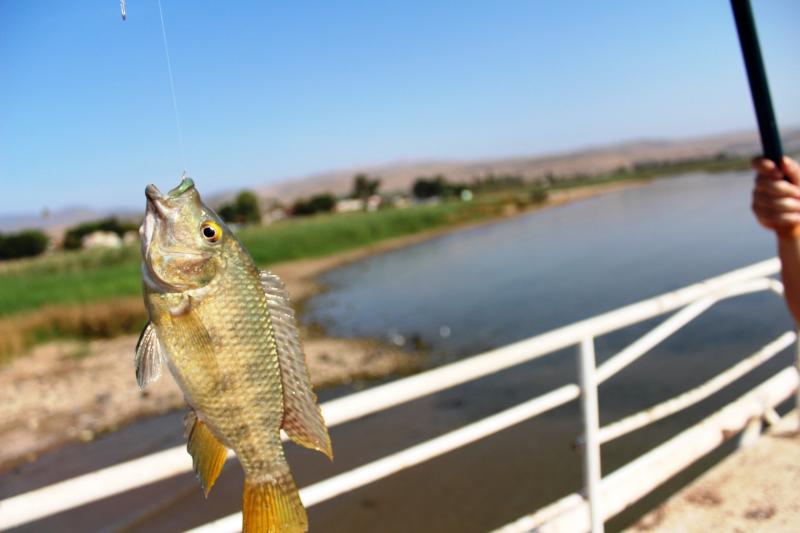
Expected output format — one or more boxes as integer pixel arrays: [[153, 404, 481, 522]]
[[305, 171, 782, 360]]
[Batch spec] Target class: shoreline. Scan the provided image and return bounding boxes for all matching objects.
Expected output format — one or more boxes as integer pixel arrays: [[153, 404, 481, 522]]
[[271, 178, 651, 305], [0, 178, 648, 471]]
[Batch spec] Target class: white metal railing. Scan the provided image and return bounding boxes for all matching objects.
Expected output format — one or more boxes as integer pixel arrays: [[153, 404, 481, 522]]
[[1, 257, 798, 533]]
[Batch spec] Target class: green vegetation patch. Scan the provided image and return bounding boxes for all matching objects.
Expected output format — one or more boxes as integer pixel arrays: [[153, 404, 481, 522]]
[[0, 202, 466, 318], [240, 202, 463, 264]]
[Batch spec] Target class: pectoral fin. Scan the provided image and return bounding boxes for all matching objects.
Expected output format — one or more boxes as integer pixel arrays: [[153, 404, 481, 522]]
[[168, 303, 222, 382], [185, 410, 228, 497], [134, 322, 165, 390], [260, 270, 333, 460]]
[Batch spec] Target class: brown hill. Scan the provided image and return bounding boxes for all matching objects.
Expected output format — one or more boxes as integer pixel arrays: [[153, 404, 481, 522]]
[[254, 128, 800, 202]]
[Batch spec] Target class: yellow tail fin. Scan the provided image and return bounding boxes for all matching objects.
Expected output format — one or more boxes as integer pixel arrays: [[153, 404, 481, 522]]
[[242, 475, 308, 533]]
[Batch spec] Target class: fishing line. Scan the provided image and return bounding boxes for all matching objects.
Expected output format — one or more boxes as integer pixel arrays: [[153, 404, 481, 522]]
[[157, 0, 188, 173]]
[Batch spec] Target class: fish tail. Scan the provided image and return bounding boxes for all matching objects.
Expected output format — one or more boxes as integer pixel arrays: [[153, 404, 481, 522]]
[[242, 472, 308, 533]]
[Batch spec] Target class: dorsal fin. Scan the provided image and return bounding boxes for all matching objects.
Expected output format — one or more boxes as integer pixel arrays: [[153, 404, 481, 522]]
[[260, 270, 333, 460], [135, 322, 165, 390]]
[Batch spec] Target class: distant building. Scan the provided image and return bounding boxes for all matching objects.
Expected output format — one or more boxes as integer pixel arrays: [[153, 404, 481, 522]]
[[122, 231, 139, 245], [391, 196, 411, 209], [366, 195, 382, 212], [82, 231, 122, 249], [265, 208, 288, 224], [335, 198, 365, 213]]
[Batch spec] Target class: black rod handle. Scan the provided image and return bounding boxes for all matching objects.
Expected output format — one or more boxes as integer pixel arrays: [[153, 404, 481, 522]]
[[731, 0, 783, 165]]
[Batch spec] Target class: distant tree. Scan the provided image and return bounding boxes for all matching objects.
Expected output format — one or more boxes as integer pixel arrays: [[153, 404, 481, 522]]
[[217, 190, 261, 225], [471, 173, 524, 192], [291, 193, 335, 216], [351, 174, 381, 201], [412, 175, 448, 199], [63, 217, 138, 250], [218, 204, 237, 224], [233, 191, 261, 224], [0, 230, 49, 260], [307, 193, 335, 213]]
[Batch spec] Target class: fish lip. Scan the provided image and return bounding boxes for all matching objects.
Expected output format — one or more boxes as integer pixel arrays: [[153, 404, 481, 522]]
[[145, 185, 170, 218], [140, 185, 166, 270], [145, 184, 163, 202]]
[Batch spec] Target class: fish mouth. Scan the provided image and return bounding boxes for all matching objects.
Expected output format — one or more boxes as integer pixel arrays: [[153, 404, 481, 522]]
[[140, 187, 159, 255], [140, 183, 174, 248], [145, 184, 169, 217], [145, 183, 162, 202], [139, 178, 206, 293]]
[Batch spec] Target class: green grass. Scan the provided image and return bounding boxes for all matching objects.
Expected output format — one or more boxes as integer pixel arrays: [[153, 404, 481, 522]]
[[0, 202, 476, 317], [239, 202, 464, 264], [0, 248, 142, 316]]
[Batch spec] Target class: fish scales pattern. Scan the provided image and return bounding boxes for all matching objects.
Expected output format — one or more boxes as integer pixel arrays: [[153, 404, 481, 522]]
[[193, 245, 288, 479]]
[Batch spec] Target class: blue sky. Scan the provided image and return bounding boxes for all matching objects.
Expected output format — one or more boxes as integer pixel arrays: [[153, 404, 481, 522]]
[[1, 0, 798, 214]]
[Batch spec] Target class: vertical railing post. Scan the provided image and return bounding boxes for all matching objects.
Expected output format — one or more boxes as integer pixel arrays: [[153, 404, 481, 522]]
[[578, 337, 604, 533]]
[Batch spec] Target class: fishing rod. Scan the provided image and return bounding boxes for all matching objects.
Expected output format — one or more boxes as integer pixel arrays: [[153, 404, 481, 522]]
[[730, 0, 783, 165]]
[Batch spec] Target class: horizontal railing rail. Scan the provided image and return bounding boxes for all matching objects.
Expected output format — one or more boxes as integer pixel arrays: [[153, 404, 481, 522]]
[[493, 368, 799, 533], [1, 257, 797, 533]]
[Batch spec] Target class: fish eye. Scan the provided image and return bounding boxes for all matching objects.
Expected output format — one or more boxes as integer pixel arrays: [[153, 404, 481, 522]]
[[201, 221, 222, 243]]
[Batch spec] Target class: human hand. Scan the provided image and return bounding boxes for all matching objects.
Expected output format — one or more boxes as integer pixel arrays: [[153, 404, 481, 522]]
[[751, 156, 800, 233]]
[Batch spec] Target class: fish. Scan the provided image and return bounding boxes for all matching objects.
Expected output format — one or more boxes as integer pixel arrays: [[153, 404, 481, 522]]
[[136, 176, 332, 532]]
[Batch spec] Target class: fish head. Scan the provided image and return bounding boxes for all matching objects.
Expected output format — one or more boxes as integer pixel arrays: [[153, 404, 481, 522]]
[[140, 176, 228, 292]]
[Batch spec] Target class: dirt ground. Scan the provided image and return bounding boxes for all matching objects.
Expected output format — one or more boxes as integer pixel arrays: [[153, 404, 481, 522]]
[[0, 180, 642, 471], [627, 413, 800, 533], [0, 332, 419, 470]]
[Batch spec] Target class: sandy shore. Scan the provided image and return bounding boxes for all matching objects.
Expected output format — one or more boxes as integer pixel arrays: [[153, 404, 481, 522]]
[[0, 179, 644, 470]]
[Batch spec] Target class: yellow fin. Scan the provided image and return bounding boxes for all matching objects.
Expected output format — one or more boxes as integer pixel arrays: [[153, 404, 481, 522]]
[[186, 412, 227, 497], [243, 475, 308, 533]]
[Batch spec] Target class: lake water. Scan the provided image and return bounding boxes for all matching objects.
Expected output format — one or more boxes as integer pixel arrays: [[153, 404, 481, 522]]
[[306, 171, 783, 361]]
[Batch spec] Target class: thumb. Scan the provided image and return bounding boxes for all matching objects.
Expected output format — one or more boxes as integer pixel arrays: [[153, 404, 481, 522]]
[[782, 157, 800, 186]]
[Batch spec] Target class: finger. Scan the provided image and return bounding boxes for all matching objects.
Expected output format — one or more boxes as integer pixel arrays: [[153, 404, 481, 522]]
[[752, 198, 800, 220], [753, 209, 800, 228], [752, 195, 800, 213], [752, 157, 784, 181], [754, 177, 800, 198], [752, 157, 777, 174], [782, 157, 800, 186]]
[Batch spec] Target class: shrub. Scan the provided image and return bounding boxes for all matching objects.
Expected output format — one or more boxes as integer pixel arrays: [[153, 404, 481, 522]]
[[412, 175, 448, 199], [292, 193, 336, 216], [0, 230, 49, 260], [530, 186, 549, 204]]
